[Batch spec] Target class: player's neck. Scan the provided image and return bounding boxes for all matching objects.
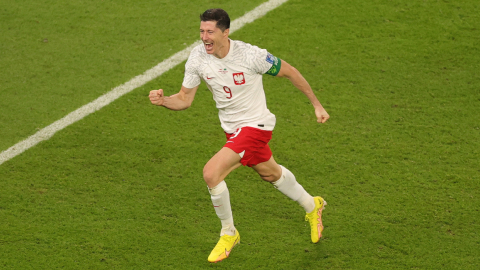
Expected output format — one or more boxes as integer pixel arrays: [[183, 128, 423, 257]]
[[213, 39, 230, 59]]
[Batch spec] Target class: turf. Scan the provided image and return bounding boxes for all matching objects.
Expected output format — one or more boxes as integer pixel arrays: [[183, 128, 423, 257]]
[[1, 0, 479, 269]]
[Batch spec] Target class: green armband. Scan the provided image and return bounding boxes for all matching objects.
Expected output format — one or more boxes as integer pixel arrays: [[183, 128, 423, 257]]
[[265, 54, 282, 76]]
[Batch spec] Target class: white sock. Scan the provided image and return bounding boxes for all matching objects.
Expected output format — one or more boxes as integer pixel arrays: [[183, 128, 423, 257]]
[[272, 165, 315, 213], [208, 181, 236, 236]]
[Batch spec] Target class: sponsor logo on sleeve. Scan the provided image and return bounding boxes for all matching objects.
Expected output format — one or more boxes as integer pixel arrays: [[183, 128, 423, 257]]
[[266, 53, 278, 65]]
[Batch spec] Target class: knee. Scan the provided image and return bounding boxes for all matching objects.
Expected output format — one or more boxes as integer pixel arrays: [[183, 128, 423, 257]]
[[203, 164, 220, 188]]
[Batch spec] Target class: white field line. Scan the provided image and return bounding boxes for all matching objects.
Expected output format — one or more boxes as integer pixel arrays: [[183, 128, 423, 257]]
[[0, 0, 289, 166]]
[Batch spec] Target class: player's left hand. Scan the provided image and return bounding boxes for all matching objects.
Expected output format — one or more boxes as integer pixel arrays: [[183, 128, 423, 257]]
[[149, 89, 165, 106], [315, 107, 330, 123]]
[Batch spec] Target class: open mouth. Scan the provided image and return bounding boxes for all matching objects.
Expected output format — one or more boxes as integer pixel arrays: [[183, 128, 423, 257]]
[[204, 42, 213, 51]]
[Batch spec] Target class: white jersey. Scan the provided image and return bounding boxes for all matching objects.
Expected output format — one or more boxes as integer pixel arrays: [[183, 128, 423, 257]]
[[182, 39, 278, 134]]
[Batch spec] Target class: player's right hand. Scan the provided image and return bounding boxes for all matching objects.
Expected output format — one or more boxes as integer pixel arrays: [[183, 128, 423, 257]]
[[149, 89, 165, 106]]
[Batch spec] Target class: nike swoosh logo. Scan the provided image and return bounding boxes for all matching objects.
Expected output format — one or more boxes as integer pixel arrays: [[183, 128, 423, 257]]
[[225, 236, 239, 257]]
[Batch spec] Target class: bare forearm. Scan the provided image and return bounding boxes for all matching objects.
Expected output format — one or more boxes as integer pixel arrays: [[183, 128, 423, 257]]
[[277, 60, 329, 123], [287, 68, 324, 109], [149, 86, 197, 111], [161, 93, 192, 111]]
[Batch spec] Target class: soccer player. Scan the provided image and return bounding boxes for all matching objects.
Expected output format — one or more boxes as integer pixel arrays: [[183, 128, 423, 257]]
[[149, 8, 330, 263]]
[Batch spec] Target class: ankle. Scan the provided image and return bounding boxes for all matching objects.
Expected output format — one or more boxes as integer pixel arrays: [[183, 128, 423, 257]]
[[221, 226, 236, 236]]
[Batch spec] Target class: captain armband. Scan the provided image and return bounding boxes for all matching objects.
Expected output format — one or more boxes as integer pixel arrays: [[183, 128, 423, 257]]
[[265, 53, 282, 76]]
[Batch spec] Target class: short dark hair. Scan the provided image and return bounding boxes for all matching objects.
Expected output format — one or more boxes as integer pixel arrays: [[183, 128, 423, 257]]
[[200, 9, 230, 32]]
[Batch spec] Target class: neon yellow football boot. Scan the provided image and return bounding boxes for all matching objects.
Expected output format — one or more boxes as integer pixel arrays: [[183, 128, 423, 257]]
[[207, 230, 240, 263], [305, 196, 327, 243]]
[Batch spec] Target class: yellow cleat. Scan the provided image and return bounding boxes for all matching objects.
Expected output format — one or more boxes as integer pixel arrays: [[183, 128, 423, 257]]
[[208, 230, 240, 263], [305, 196, 327, 243]]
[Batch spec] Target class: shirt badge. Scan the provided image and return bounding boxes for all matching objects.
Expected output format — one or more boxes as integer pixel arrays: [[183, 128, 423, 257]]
[[233, 72, 245, 85]]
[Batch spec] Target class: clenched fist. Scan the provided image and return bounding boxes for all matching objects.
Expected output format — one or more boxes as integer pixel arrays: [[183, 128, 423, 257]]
[[315, 107, 330, 123], [149, 89, 165, 106]]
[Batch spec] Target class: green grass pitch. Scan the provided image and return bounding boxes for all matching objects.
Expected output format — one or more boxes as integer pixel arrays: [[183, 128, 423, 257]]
[[1, 0, 479, 269]]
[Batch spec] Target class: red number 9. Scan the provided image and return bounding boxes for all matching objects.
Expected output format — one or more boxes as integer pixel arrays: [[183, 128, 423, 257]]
[[223, 86, 232, 99]]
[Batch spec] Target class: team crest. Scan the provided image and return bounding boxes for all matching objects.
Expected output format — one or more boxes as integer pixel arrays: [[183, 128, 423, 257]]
[[233, 72, 245, 85]]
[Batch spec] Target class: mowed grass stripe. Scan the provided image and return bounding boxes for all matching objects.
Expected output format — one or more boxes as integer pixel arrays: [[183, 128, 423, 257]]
[[0, 0, 289, 166]]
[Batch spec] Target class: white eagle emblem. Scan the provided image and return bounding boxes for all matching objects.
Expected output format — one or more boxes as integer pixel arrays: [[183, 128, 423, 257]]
[[233, 72, 245, 85]]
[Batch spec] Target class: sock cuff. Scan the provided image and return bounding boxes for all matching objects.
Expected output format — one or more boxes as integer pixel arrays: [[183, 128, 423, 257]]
[[272, 165, 288, 188], [279, 165, 288, 176], [208, 180, 228, 195]]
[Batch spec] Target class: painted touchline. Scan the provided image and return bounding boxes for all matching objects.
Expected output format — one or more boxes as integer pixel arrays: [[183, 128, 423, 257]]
[[0, 0, 289, 166]]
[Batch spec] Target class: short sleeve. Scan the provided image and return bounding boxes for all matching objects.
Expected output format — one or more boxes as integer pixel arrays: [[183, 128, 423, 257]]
[[248, 46, 281, 76], [243, 45, 275, 75], [182, 50, 202, 89]]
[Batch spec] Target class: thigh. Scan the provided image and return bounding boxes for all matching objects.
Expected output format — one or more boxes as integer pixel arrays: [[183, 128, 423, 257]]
[[203, 147, 243, 188], [251, 155, 282, 182], [224, 127, 272, 167]]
